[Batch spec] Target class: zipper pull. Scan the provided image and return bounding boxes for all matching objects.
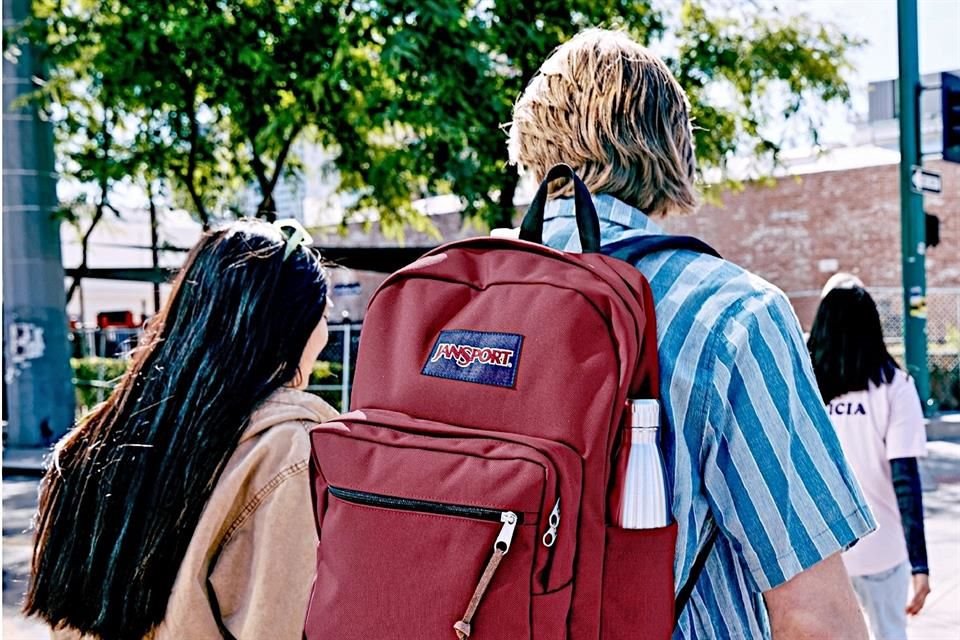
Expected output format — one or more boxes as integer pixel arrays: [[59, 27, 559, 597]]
[[495, 511, 518, 554], [542, 499, 560, 547], [455, 511, 518, 639]]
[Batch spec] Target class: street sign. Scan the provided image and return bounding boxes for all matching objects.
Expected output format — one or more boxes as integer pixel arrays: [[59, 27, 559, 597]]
[[910, 166, 942, 194]]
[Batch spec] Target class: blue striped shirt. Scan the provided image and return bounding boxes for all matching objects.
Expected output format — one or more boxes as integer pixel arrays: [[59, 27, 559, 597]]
[[543, 195, 876, 639]]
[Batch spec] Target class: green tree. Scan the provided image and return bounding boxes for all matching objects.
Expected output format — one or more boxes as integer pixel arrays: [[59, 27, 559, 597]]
[[11, 0, 366, 226], [361, 0, 859, 227], [9, 0, 859, 233]]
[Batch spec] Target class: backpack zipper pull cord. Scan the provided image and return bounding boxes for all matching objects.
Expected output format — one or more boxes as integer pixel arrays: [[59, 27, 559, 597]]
[[453, 511, 518, 639]]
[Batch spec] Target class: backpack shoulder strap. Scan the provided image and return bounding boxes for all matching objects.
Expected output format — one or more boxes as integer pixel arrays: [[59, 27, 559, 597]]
[[675, 523, 720, 623], [602, 230, 723, 623], [603, 234, 721, 263]]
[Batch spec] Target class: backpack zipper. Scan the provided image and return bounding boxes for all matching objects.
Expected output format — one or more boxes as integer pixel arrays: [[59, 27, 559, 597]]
[[331, 413, 571, 552], [328, 485, 523, 528], [541, 498, 560, 547], [328, 485, 521, 637]]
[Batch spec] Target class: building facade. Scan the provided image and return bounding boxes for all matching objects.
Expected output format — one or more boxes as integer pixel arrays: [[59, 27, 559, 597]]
[[664, 159, 959, 330]]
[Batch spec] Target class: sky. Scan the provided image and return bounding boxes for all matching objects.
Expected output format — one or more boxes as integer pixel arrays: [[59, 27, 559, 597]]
[[780, 0, 960, 147], [802, 0, 960, 82]]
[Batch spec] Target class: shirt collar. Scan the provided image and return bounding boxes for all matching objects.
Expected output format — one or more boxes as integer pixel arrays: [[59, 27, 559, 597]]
[[543, 193, 665, 234]]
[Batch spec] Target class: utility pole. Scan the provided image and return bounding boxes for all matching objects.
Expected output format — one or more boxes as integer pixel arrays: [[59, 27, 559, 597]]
[[896, 0, 932, 414], [2, 0, 76, 445]]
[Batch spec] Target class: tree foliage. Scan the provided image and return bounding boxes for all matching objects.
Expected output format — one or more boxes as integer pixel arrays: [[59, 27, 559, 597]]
[[9, 0, 859, 232]]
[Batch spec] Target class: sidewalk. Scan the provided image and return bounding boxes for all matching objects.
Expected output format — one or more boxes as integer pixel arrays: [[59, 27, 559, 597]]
[[926, 412, 960, 441], [907, 440, 960, 639], [3, 432, 959, 638], [1, 447, 49, 478]]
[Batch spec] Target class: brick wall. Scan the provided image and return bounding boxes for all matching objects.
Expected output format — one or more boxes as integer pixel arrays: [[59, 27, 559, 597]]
[[661, 160, 960, 328], [317, 161, 960, 330]]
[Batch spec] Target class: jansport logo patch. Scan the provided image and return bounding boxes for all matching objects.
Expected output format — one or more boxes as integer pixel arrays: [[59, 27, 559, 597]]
[[430, 344, 516, 368], [422, 329, 523, 388]]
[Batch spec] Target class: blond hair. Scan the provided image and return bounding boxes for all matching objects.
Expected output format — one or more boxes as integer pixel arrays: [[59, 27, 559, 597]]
[[509, 29, 697, 216]]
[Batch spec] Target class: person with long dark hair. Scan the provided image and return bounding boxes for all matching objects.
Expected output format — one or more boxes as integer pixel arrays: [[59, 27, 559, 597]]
[[809, 285, 931, 640], [24, 219, 336, 640]]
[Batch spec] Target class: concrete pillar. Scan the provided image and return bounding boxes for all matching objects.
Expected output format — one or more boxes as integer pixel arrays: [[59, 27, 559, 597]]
[[3, 0, 75, 445]]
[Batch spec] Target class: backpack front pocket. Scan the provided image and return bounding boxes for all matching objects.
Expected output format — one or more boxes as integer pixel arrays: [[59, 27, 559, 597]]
[[600, 524, 677, 640], [306, 410, 582, 640]]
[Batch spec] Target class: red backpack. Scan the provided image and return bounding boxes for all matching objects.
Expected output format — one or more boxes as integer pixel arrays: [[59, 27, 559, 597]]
[[305, 165, 717, 639]]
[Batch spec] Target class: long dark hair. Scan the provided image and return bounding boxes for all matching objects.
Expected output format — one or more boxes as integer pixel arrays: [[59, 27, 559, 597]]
[[808, 286, 899, 403], [24, 219, 328, 639]]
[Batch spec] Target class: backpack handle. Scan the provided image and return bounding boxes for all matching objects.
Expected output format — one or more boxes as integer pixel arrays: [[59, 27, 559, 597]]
[[520, 164, 602, 253]]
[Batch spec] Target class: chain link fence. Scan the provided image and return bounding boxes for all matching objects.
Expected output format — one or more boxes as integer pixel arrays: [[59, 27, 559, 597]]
[[315, 323, 362, 412], [70, 324, 362, 413], [871, 287, 960, 411], [66, 289, 960, 414], [790, 287, 960, 411]]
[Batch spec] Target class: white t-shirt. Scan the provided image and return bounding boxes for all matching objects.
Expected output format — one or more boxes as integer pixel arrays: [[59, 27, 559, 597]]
[[826, 368, 927, 576]]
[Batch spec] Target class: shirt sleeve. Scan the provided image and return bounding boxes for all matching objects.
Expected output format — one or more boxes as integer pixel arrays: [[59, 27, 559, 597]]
[[890, 457, 929, 574], [885, 371, 928, 460], [209, 461, 318, 640], [702, 289, 876, 592]]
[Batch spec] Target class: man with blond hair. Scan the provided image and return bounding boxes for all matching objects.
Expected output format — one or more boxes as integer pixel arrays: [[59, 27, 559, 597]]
[[510, 29, 875, 639]]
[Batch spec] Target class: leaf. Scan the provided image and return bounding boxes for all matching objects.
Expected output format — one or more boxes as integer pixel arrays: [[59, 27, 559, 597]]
[[15, 0, 859, 232]]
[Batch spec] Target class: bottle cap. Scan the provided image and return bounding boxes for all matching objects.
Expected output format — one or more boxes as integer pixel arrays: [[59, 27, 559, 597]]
[[629, 399, 660, 428]]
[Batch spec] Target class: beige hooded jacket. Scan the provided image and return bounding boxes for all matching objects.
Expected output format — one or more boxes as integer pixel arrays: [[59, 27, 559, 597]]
[[51, 387, 337, 640]]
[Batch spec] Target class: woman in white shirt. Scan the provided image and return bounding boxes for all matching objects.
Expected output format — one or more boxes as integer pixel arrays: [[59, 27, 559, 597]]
[[808, 285, 930, 640]]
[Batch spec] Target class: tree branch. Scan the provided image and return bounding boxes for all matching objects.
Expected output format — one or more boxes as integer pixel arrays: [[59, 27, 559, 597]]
[[248, 133, 271, 195], [66, 107, 115, 304], [494, 166, 520, 229], [494, 48, 540, 229], [267, 126, 301, 195], [255, 124, 302, 221], [102, 201, 122, 217], [65, 207, 105, 305], [182, 84, 210, 229]]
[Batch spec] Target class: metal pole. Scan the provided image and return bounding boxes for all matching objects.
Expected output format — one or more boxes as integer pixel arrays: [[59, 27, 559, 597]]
[[897, 0, 933, 414], [148, 188, 162, 314], [2, 0, 76, 444], [79, 281, 86, 326], [341, 324, 352, 413]]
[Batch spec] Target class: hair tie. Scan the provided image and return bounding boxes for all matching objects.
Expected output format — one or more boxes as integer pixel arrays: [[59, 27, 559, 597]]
[[273, 219, 314, 261]]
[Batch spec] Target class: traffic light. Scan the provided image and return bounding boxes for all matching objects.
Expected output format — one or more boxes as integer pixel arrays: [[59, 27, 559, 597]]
[[925, 213, 940, 248], [943, 71, 960, 164]]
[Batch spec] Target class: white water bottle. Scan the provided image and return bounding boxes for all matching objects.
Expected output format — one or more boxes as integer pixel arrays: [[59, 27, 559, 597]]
[[612, 399, 671, 529]]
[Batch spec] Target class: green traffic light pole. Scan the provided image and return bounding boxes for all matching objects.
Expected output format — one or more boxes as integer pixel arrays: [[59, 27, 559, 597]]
[[896, 0, 933, 415]]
